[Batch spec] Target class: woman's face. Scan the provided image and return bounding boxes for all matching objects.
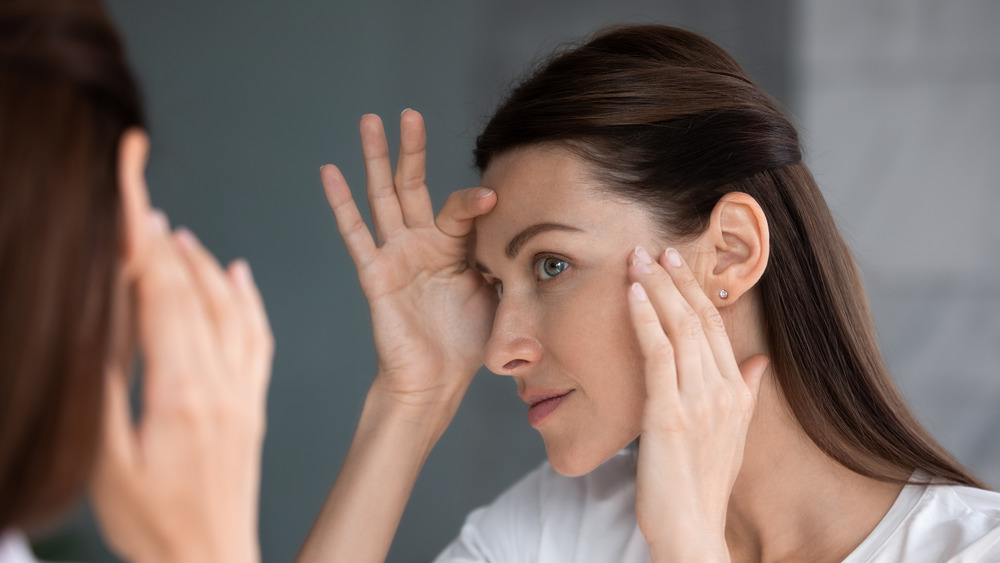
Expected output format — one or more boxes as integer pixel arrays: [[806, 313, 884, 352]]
[[475, 145, 667, 477]]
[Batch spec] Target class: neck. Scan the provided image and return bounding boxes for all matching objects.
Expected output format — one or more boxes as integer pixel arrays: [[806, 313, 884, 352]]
[[722, 374, 904, 563]]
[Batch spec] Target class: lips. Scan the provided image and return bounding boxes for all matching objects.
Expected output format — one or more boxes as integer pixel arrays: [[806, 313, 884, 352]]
[[524, 389, 573, 427]]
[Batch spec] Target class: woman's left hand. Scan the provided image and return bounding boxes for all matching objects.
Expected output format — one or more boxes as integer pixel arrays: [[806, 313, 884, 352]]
[[627, 246, 769, 562], [90, 212, 273, 563]]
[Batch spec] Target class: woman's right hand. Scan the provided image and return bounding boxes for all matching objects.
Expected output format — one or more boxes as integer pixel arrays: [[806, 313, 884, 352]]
[[321, 110, 497, 415], [295, 111, 496, 563]]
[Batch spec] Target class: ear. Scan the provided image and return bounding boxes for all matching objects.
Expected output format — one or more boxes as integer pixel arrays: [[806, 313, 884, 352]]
[[698, 192, 769, 307], [117, 128, 151, 276]]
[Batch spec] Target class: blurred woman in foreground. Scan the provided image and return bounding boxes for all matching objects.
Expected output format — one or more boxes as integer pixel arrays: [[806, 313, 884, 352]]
[[0, 1, 273, 561]]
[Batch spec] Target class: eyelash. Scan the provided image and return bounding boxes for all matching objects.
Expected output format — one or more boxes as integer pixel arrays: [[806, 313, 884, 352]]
[[491, 255, 570, 300]]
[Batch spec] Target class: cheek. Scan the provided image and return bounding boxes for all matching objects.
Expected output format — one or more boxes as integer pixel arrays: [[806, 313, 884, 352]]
[[545, 271, 646, 416]]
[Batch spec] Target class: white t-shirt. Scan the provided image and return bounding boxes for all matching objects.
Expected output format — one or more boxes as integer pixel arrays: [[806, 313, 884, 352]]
[[0, 531, 38, 563], [433, 449, 1000, 562]]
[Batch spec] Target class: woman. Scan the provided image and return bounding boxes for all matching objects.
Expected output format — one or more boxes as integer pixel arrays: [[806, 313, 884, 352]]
[[300, 25, 1000, 561], [0, 1, 273, 561]]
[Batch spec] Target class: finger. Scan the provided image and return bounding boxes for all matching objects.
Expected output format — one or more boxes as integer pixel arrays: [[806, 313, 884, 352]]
[[174, 228, 242, 368], [436, 187, 497, 239], [136, 211, 217, 383], [394, 109, 435, 228], [658, 248, 741, 381], [227, 259, 275, 389], [321, 164, 377, 267], [360, 114, 405, 243], [627, 281, 679, 401], [629, 246, 705, 394]]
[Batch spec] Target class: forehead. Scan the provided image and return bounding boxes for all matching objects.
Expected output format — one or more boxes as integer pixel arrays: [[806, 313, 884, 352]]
[[475, 146, 652, 243]]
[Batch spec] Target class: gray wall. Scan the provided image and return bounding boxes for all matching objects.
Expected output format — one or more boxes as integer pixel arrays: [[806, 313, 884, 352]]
[[796, 0, 1000, 487], [33, 0, 998, 561]]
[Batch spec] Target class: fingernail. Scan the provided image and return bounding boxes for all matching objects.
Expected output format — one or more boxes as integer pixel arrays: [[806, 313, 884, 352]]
[[148, 210, 168, 234], [401, 108, 413, 116], [175, 227, 198, 250], [630, 282, 647, 302], [632, 246, 652, 274], [665, 248, 682, 267], [476, 188, 495, 199], [232, 259, 253, 286]]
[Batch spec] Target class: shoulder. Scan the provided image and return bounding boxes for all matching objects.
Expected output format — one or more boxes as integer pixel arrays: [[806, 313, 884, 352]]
[[848, 482, 1000, 562], [915, 484, 1000, 561], [927, 483, 1000, 520], [910, 483, 1000, 541], [433, 449, 643, 563], [431, 459, 566, 563]]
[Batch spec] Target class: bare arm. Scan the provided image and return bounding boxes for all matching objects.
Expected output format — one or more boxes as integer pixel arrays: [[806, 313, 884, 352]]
[[296, 110, 497, 563]]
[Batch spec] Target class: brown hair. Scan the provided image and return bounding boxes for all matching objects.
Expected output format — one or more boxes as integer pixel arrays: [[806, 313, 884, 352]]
[[475, 24, 983, 488], [0, 0, 145, 531]]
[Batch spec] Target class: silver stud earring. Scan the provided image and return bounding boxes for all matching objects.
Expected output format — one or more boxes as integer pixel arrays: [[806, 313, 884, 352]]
[[719, 289, 729, 299]]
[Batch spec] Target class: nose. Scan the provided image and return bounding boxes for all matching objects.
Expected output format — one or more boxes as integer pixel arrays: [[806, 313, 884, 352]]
[[484, 296, 542, 376]]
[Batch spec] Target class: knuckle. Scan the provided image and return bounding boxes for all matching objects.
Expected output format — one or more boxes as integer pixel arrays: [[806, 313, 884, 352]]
[[371, 181, 396, 197], [690, 398, 712, 421], [713, 389, 735, 412], [700, 305, 728, 335], [396, 173, 426, 191], [643, 333, 673, 362], [678, 313, 703, 340], [677, 271, 701, 291], [162, 380, 209, 423], [342, 216, 369, 236], [639, 310, 662, 333], [652, 340, 674, 362], [443, 189, 466, 206]]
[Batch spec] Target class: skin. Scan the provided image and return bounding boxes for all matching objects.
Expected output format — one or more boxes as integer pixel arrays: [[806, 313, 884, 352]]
[[86, 129, 274, 563], [474, 145, 658, 476]]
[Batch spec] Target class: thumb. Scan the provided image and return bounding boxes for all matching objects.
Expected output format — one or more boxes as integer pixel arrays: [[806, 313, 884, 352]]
[[435, 187, 497, 239], [738, 354, 770, 402]]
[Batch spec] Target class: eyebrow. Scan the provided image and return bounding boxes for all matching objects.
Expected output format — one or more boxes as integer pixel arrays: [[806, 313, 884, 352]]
[[474, 222, 584, 275], [505, 223, 582, 259]]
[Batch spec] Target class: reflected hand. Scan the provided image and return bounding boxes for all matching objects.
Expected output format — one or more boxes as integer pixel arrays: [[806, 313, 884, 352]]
[[90, 213, 273, 563], [627, 246, 768, 562], [321, 110, 497, 413]]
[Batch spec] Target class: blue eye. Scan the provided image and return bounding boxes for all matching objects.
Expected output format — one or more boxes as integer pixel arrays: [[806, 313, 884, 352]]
[[536, 257, 568, 280], [494, 281, 503, 299]]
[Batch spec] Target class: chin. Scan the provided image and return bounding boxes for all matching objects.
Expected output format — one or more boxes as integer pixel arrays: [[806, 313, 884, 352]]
[[543, 437, 631, 477]]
